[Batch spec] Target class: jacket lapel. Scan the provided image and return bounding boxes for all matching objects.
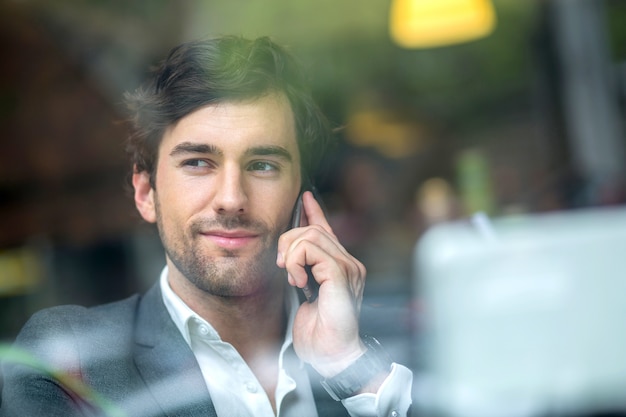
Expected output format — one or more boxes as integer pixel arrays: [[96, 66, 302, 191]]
[[132, 284, 218, 417]]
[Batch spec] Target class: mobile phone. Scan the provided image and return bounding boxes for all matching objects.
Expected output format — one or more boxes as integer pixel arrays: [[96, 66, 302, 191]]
[[290, 190, 321, 303]]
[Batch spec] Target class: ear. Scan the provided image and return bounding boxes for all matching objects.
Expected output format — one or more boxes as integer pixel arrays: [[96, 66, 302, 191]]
[[132, 169, 157, 223]]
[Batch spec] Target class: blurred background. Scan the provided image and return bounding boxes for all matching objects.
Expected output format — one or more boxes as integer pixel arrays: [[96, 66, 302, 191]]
[[0, 0, 625, 412]]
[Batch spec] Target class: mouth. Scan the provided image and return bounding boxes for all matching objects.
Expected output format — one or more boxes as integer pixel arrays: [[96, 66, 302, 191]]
[[200, 229, 260, 250]]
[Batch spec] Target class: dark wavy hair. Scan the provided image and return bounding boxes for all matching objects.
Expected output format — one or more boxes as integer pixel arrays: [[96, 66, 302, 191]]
[[124, 36, 334, 187]]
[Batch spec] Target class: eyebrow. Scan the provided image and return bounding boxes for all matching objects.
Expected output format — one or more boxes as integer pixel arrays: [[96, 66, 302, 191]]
[[245, 145, 293, 162], [169, 141, 293, 162], [169, 142, 222, 157]]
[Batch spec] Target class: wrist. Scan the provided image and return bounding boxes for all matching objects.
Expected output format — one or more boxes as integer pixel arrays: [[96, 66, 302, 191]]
[[319, 335, 392, 401], [312, 341, 367, 378]]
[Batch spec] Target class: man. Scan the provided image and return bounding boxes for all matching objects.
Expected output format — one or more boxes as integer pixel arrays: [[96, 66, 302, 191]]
[[1, 36, 413, 417]]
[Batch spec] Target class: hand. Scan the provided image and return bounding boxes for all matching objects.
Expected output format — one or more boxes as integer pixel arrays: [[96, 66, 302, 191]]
[[276, 191, 368, 377]]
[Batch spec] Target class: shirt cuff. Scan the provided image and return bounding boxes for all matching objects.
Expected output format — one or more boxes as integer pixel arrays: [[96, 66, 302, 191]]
[[341, 363, 413, 417]]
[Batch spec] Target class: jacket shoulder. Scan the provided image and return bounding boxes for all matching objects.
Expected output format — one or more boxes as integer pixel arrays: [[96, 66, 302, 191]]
[[9, 294, 142, 364]]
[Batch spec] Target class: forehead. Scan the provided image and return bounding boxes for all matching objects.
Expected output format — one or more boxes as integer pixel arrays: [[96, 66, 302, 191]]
[[160, 93, 298, 154]]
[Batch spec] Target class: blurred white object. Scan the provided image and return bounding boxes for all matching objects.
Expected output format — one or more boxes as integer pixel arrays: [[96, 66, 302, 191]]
[[414, 205, 626, 417]]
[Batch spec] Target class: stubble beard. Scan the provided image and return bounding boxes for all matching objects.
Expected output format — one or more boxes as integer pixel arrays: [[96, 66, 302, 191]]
[[154, 198, 285, 298]]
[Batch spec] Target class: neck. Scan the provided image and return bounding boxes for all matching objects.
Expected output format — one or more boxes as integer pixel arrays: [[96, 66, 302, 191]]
[[202, 290, 287, 351], [167, 268, 288, 354]]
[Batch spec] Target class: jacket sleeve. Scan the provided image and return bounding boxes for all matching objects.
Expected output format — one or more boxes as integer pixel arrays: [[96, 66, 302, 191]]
[[0, 306, 111, 417]]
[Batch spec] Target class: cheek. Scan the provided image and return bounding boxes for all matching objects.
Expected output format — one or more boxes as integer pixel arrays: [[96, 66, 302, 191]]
[[156, 168, 209, 213], [281, 195, 298, 222], [251, 185, 299, 233], [154, 185, 203, 233]]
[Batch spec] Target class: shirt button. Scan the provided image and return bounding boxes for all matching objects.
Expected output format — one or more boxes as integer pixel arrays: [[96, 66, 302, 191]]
[[198, 325, 209, 336], [390, 411, 399, 417], [245, 382, 258, 393]]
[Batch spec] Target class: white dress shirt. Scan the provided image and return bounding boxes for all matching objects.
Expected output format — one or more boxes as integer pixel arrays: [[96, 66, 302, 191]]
[[159, 267, 413, 417]]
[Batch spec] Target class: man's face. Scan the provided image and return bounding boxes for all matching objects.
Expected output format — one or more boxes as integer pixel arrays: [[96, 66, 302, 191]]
[[134, 93, 302, 298]]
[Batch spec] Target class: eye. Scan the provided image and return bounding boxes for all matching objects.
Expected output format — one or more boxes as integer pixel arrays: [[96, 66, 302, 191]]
[[247, 161, 279, 172], [181, 159, 212, 168]]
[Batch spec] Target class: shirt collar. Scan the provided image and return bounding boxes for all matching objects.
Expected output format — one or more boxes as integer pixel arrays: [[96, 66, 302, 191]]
[[159, 266, 302, 367], [160, 266, 196, 345]]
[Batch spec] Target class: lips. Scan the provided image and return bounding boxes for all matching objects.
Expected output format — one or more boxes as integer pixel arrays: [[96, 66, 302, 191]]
[[200, 229, 259, 250]]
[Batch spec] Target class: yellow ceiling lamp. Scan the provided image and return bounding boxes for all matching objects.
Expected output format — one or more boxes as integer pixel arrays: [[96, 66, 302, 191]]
[[389, 0, 497, 49]]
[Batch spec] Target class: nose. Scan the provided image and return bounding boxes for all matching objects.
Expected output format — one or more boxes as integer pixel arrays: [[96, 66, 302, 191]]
[[211, 166, 248, 215]]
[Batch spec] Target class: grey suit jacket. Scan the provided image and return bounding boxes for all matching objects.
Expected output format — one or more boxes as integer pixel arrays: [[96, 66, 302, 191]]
[[0, 283, 347, 417]]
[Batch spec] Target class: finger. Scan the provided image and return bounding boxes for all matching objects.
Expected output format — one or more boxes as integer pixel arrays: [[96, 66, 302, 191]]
[[278, 224, 349, 270], [277, 228, 299, 268], [284, 235, 365, 291], [302, 191, 336, 237], [284, 241, 332, 289]]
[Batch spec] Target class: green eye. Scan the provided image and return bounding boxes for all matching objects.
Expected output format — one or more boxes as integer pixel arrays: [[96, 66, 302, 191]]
[[248, 161, 278, 172]]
